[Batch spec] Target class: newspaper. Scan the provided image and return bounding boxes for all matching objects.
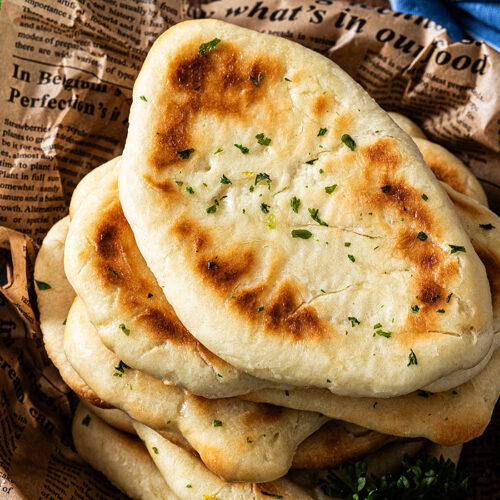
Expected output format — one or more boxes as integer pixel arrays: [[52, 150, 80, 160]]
[[0, 0, 498, 497]]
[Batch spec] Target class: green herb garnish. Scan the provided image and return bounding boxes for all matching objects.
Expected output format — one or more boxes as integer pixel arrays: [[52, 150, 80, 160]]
[[381, 185, 391, 193], [107, 267, 118, 277], [177, 148, 194, 160], [234, 144, 249, 154], [213, 419, 223, 427], [318, 128, 327, 136], [220, 174, 231, 184], [308, 208, 328, 226], [291, 196, 301, 213], [408, 349, 418, 366], [479, 223, 495, 230], [35, 280, 51, 290], [422, 193, 428, 201], [325, 184, 337, 194], [292, 229, 312, 239], [261, 203, 270, 214], [341, 134, 356, 151], [185, 186, 194, 194], [375, 329, 392, 338], [437, 309, 445, 313], [416, 231, 428, 241], [305, 158, 318, 165], [412, 305, 420, 313], [449, 244, 466, 254], [139, 95, 147, 102], [214, 147, 223, 154], [255, 172, 271, 189], [152, 447, 159, 454], [206, 200, 219, 214], [261, 493, 283, 499], [256, 133, 271, 146], [284, 77, 291, 82], [348, 254, 355, 262], [119, 324, 130, 336], [320, 454, 468, 499], [81, 415, 91, 426], [348, 317, 360, 327], [175, 181, 184, 186], [199, 38, 221, 56], [446, 293, 453, 303]]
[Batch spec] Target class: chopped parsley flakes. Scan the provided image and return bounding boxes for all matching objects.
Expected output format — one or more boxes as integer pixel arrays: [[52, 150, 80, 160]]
[[261, 203, 270, 214], [290, 196, 301, 213], [381, 185, 391, 193], [255, 172, 271, 189], [185, 186, 194, 194], [35, 280, 51, 290], [119, 323, 130, 336], [318, 128, 327, 136], [292, 229, 312, 239], [213, 419, 223, 427], [325, 184, 337, 194], [479, 223, 495, 230], [152, 447, 159, 454], [256, 133, 271, 146], [446, 293, 453, 303], [234, 144, 249, 154], [214, 147, 223, 154], [412, 305, 420, 313], [344, 242, 351, 247], [107, 266, 118, 277], [407, 349, 418, 366], [177, 148, 195, 160], [416, 231, 428, 241], [348, 254, 355, 262], [422, 193, 428, 201], [437, 309, 445, 313], [341, 134, 356, 151], [199, 38, 221, 56], [375, 329, 392, 338], [305, 158, 318, 165], [449, 244, 466, 254], [348, 317, 360, 327], [81, 415, 91, 426], [206, 200, 219, 214], [114, 360, 129, 376], [308, 208, 328, 226], [175, 181, 184, 186], [250, 72, 265, 87], [139, 95, 147, 102], [220, 174, 231, 184]]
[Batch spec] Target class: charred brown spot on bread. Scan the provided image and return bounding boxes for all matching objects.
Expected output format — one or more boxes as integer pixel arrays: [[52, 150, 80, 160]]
[[242, 402, 284, 425], [136, 308, 194, 344], [234, 286, 265, 316], [171, 218, 210, 253], [363, 138, 401, 169], [199, 250, 255, 292], [142, 174, 178, 196], [419, 280, 444, 305], [266, 282, 301, 330], [264, 282, 324, 339], [150, 43, 281, 170], [312, 94, 329, 116], [426, 158, 466, 197]]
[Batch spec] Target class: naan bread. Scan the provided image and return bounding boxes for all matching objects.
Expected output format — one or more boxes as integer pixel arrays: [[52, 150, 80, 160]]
[[414, 138, 488, 206], [64, 297, 326, 483], [387, 112, 426, 139], [134, 422, 315, 500], [34, 216, 110, 408], [72, 403, 176, 500], [120, 19, 493, 397], [69, 157, 119, 219], [423, 184, 500, 391], [243, 348, 500, 446], [65, 162, 279, 398]]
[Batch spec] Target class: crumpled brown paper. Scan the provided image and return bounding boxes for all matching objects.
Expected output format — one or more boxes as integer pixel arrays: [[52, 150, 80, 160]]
[[0, 0, 498, 497]]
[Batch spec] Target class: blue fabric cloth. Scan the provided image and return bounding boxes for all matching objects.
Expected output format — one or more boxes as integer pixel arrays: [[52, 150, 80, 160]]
[[390, 0, 500, 50]]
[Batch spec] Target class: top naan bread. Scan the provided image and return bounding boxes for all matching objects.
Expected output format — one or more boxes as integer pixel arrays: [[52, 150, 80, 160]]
[[120, 19, 493, 397]]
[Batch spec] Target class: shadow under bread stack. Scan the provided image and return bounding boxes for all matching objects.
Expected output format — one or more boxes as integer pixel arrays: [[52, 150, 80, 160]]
[[35, 20, 499, 499]]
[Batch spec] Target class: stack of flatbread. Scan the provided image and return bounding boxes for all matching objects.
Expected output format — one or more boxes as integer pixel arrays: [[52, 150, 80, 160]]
[[34, 20, 499, 499]]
